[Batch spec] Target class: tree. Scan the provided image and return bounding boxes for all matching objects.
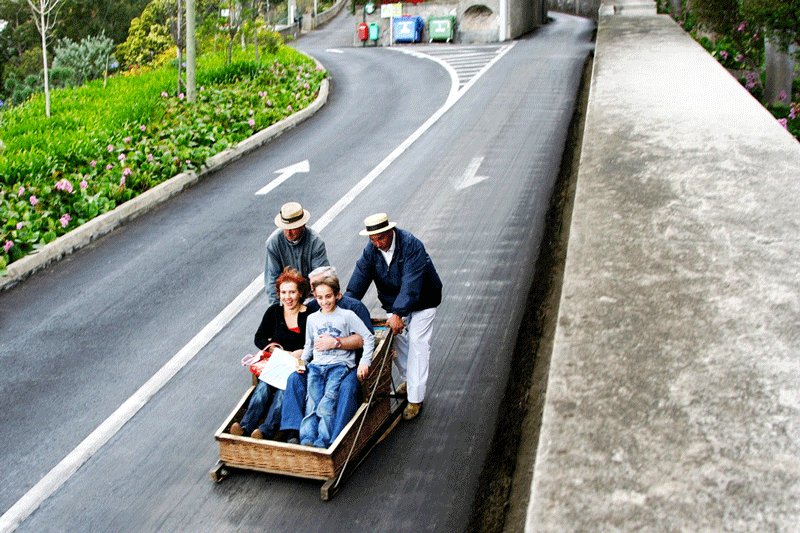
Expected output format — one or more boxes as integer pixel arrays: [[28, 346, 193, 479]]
[[741, 0, 800, 55], [26, 0, 62, 117], [116, 0, 173, 68], [55, 0, 150, 45]]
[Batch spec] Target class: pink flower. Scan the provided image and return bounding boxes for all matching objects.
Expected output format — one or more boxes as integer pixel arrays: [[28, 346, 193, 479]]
[[248, 118, 256, 127], [107, 144, 114, 152], [200, 86, 205, 92], [55, 179, 74, 193], [118, 153, 126, 162], [29, 195, 38, 206], [735, 54, 744, 63], [140, 125, 146, 132], [287, 105, 293, 111], [3, 240, 12, 253], [106, 164, 113, 170], [147, 153, 154, 162], [779, 90, 788, 102], [737, 21, 747, 32], [178, 93, 185, 100], [720, 50, 729, 60], [122, 167, 132, 177], [80, 179, 88, 190], [120, 176, 126, 186], [789, 105, 798, 120], [161, 91, 169, 98], [17, 186, 24, 196], [90, 160, 97, 168], [123, 136, 132, 144], [16, 222, 23, 230], [59, 213, 71, 228], [778, 118, 788, 129], [266, 99, 272, 107]]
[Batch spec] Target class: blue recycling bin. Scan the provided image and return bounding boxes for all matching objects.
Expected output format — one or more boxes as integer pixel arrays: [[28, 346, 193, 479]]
[[393, 16, 424, 43]]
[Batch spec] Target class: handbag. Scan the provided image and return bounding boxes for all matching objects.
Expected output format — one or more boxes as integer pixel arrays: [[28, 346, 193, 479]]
[[241, 342, 282, 377]]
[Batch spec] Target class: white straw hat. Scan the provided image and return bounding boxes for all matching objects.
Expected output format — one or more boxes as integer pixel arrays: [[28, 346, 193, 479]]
[[274, 202, 310, 230], [359, 213, 397, 236]]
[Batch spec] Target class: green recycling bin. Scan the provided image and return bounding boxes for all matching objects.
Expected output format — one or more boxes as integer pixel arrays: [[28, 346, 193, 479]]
[[428, 15, 455, 43], [369, 22, 379, 41]]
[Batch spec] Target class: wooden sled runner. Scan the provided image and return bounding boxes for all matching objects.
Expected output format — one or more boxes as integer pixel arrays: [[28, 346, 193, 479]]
[[210, 323, 406, 500]]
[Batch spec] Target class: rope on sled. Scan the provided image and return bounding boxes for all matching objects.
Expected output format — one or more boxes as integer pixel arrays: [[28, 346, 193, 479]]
[[333, 331, 395, 490]]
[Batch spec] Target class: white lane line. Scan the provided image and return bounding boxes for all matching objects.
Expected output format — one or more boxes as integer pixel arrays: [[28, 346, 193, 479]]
[[0, 40, 516, 533]]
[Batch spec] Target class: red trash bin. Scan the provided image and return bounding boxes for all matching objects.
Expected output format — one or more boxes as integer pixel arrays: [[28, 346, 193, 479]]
[[357, 22, 369, 41]]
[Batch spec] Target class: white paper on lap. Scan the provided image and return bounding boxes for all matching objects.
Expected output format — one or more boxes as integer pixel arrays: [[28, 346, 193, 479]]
[[257, 348, 298, 390]]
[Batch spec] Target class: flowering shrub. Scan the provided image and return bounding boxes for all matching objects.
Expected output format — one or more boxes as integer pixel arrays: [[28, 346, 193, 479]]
[[0, 47, 325, 273], [768, 101, 800, 138]]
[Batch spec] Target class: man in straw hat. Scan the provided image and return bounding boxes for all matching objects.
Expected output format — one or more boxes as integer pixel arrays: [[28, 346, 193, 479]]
[[345, 213, 443, 420], [264, 201, 329, 304]]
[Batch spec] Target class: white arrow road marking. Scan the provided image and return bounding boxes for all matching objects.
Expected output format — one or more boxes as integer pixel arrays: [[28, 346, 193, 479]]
[[326, 49, 343, 54], [456, 156, 490, 190], [254, 160, 310, 196]]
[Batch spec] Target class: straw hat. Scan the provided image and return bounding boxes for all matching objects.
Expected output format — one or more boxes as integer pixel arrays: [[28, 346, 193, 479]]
[[274, 202, 310, 230], [359, 213, 397, 236]]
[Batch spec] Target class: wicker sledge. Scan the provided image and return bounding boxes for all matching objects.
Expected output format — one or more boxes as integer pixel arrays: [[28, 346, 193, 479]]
[[210, 324, 406, 500]]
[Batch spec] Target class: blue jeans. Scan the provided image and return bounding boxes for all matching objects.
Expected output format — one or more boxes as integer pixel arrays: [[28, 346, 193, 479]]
[[299, 363, 351, 448], [282, 368, 361, 438], [240, 381, 283, 438]]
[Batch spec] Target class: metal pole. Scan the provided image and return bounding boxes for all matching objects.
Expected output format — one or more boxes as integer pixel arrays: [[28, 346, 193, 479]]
[[186, 0, 196, 102]]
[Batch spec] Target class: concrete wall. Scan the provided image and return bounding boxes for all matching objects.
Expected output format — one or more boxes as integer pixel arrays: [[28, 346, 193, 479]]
[[527, 12, 800, 532], [352, 0, 545, 46], [548, 0, 602, 20]]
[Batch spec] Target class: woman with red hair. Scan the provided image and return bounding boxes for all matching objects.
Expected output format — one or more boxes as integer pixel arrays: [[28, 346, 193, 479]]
[[231, 267, 311, 439]]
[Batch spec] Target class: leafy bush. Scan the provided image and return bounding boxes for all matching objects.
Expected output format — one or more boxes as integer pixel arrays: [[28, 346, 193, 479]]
[[0, 46, 325, 272], [116, 0, 173, 68], [53, 34, 116, 85]]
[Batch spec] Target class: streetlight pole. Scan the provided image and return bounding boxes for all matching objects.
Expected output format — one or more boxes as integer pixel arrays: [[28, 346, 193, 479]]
[[186, 0, 196, 102]]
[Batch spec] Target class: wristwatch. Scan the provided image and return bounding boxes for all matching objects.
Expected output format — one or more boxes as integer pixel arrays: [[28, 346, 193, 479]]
[[334, 338, 342, 349]]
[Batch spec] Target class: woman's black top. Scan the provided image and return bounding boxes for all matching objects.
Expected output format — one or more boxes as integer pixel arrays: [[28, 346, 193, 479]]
[[253, 304, 310, 351]]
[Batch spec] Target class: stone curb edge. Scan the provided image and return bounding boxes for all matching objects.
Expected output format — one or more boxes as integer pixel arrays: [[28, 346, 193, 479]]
[[1, 60, 329, 293]]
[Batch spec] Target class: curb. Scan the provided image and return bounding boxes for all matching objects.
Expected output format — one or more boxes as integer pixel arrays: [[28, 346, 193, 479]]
[[1, 67, 329, 293]]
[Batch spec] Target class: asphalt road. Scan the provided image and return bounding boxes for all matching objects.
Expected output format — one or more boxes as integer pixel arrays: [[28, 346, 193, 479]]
[[0, 10, 594, 532]]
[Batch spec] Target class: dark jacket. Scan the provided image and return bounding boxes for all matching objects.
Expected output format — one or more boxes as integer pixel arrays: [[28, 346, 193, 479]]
[[345, 228, 442, 316], [253, 304, 311, 350]]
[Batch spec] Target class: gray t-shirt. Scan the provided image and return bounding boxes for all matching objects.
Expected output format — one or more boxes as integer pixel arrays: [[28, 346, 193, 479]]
[[301, 306, 375, 368]]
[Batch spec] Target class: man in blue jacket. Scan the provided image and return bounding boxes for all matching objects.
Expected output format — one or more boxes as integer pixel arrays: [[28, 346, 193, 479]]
[[345, 213, 443, 420]]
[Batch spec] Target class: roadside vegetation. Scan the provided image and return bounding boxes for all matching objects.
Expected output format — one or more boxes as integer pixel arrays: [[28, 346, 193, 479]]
[[0, 0, 327, 274], [658, 0, 800, 139]]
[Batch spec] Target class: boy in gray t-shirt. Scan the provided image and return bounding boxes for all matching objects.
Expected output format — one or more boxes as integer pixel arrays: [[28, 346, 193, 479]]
[[299, 276, 374, 448]]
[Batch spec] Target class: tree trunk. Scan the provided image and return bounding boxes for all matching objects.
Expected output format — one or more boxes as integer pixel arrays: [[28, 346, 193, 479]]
[[39, 7, 50, 118], [764, 38, 794, 105], [669, 0, 681, 17], [253, 0, 260, 63]]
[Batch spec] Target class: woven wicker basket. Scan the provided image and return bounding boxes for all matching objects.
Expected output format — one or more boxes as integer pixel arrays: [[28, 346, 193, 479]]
[[214, 326, 399, 481]]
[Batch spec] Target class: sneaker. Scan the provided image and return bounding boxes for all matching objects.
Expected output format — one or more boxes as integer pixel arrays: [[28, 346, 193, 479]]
[[230, 422, 244, 436], [394, 381, 408, 397], [403, 402, 423, 420], [287, 437, 300, 445], [251, 429, 264, 439]]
